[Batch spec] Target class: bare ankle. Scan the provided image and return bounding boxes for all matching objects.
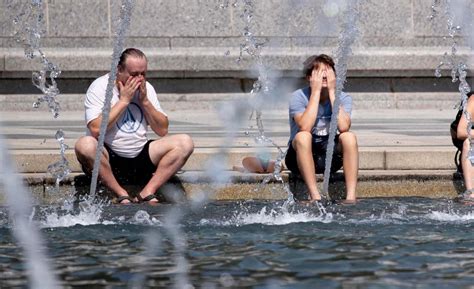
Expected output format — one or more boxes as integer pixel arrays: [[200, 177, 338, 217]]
[[309, 192, 321, 201], [117, 190, 129, 197], [346, 192, 356, 201]]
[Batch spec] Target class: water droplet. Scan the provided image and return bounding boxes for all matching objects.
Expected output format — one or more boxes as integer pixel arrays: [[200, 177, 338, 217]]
[[55, 130, 65, 142]]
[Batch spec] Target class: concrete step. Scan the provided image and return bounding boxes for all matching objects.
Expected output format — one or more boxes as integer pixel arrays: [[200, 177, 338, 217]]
[[1, 47, 473, 77], [0, 92, 462, 111], [8, 146, 459, 174]]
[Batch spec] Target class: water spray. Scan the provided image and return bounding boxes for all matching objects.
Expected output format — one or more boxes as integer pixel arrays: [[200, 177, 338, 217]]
[[47, 129, 71, 189], [0, 131, 59, 288], [322, 0, 360, 199], [221, 0, 294, 202], [89, 0, 134, 197], [9, 0, 71, 187], [430, 1, 472, 163]]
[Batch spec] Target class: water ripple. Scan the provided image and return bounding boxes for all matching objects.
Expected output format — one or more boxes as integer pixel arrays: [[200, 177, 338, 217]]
[[2, 198, 474, 287]]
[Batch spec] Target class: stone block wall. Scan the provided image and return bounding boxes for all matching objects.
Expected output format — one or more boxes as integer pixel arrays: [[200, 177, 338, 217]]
[[0, 0, 473, 93], [1, 0, 472, 48]]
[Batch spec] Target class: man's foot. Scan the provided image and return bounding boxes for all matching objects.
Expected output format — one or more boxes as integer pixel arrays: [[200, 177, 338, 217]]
[[309, 192, 322, 202], [340, 199, 357, 205], [116, 195, 134, 205], [137, 193, 159, 204], [299, 199, 321, 204]]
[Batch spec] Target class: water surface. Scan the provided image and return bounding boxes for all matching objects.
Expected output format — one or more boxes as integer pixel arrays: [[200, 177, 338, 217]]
[[1, 198, 474, 288]]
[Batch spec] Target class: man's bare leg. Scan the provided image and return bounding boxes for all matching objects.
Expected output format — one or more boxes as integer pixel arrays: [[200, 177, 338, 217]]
[[74, 136, 131, 204], [462, 139, 474, 197], [138, 134, 194, 202], [292, 131, 321, 201], [338, 131, 358, 202]]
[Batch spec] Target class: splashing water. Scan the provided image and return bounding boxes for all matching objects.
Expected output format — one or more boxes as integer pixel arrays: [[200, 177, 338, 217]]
[[428, 0, 442, 21], [89, 0, 134, 197], [200, 204, 332, 226], [31, 50, 62, 118], [163, 208, 192, 289], [37, 0, 135, 241], [220, 0, 293, 203], [9, 0, 62, 118], [430, 1, 472, 164], [9, 0, 71, 185], [47, 129, 71, 188], [0, 129, 59, 288], [322, 0, 360, 199], [432, 0, 471, 109]]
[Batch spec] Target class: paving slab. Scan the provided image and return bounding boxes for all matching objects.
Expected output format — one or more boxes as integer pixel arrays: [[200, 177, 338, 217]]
[[1, 108, 458, 171]]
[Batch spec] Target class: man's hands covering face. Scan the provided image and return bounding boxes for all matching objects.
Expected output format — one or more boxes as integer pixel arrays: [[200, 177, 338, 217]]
[[310, 65, 337, 96], [310, 67, 325, 94], [117, 76, 141, 104], [138, 76, 147, 102]]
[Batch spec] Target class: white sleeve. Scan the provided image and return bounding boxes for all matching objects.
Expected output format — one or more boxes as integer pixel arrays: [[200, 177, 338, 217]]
[[85, 82, 106, 125], [146, 82, 167, 117]]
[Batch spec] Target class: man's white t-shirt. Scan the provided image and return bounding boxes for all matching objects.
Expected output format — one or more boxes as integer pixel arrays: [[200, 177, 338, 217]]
[[85, 74, 167, 158]]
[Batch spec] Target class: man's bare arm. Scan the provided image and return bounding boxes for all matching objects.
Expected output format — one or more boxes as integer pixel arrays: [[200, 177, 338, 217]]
[[294, 68, 324, 132], [138, 80, 168, 136]]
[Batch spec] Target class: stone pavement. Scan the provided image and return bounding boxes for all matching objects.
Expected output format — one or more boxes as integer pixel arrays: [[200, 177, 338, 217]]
[[1, 98, 458, 171], [0, 93, 465, 203]]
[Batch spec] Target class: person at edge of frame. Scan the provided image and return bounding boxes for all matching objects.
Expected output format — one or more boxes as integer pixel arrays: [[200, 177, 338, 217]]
[[455, 90, 474, 203]]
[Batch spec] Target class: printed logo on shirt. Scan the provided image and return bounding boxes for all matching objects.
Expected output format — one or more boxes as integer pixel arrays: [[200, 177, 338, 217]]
[[117, 102, 143, 133], [312, 115, 331, 137]]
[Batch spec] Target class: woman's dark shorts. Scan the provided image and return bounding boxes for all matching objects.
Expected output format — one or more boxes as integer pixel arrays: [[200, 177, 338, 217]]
[[104, 140, 156, 185], [285, 135, 343, 175]]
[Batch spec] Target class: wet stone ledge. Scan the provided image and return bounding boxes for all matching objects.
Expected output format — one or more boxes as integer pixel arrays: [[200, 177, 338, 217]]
[[0, 171, 463, 205]]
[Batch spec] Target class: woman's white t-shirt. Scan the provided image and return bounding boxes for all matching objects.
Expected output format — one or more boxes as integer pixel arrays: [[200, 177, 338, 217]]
[[85, 74, 167, 158]]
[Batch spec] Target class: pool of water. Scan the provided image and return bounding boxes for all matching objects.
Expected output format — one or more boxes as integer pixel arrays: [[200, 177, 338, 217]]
[[1, 197, 474, 288]]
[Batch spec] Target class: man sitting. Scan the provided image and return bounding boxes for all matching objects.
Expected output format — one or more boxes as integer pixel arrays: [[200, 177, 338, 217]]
[[285, 54, 358, 203], [75, 48, 194, 204]]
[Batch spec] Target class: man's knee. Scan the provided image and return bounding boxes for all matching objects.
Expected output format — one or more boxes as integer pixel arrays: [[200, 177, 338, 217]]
[[74, 136, 97, 157], [177, 134, 194, 155], [293, 131, 312, 150], [339, 131, 358, 148]]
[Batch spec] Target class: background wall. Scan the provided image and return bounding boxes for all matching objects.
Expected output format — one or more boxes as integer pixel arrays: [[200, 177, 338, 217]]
[[0, 0, 473, 95]]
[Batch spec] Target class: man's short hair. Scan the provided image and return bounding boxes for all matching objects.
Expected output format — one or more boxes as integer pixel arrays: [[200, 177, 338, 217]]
[[303, 54, 336, 77], [118, 48, 147, 70]]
